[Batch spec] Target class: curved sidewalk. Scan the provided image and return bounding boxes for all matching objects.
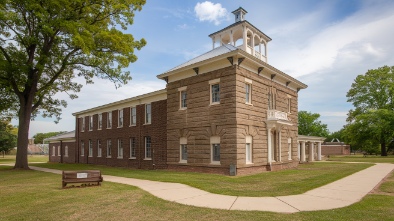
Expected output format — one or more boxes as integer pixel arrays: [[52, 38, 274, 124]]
[[29, 163, 394, 213]]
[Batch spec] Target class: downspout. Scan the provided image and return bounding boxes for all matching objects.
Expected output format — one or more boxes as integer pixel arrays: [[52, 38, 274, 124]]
[[76, 116, 79, 163], [138, 99, 142, 169], [60, 140, 63, 163]]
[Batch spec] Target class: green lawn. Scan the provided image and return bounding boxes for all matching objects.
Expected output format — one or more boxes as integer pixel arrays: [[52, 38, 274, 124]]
[[327, 154, 394, 163], [0, 155, 48, 164], [32, 162, 371, 197], [0, 165, 393, 221]]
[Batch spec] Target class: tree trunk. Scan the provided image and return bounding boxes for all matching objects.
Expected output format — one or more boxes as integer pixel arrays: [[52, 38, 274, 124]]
[[381, 142, 388, 156], [14, 103, 33, 169]]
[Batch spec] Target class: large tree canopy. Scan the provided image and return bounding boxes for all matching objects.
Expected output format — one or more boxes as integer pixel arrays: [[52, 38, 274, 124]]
[[346, 66, 394, 156], [0, 0, 146, 169], [298, 111, 329, 137]]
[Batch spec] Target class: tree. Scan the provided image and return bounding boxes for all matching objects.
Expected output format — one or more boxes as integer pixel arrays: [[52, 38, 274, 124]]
[[344, 109, 394, 155], [0, 120, 17, 157], [346, 66, 394, 156], [33, 131, 66, 144], [298, 111, 329, 137], [0, 0, 146, 169]]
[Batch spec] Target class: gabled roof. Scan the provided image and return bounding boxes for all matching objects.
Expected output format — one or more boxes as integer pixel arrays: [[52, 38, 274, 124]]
[[44, 131, 75, 142], [159, 44, 238, 76]]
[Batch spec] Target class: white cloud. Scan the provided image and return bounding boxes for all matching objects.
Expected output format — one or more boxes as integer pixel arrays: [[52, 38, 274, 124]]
[[194, 1, 229, 25]]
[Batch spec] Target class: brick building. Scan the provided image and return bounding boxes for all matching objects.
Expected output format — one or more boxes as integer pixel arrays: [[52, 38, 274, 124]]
[[49, 8, 311, 175]]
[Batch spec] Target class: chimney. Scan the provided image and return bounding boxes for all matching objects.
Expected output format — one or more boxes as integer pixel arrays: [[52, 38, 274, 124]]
[[28, 138, 35, 145]]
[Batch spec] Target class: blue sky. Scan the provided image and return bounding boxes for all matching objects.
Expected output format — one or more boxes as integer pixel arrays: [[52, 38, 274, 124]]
[[23, 0, 394, 138]]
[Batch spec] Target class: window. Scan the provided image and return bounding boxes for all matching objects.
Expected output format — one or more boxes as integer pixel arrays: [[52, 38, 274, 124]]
[[246, 135, 252, 164], [88, 139, 93, 157], [245, 83, 252, 104], [89, 115, 93, 131], [107, 111, 112, 128], [65, 146, 68, 157], [81, 141, 84, 156], [98, 113, 102, 129], [52, 146, 55, 156], [210, 136, 220, 164], [177, 85, 188, 110], [118, 139, 123, 158], [81, 117, 85, 132], [58, 146, 61, 156], [107, 139, 112, 157], [130, 137, 136, 158], [209, 78, 220, 105], [145, 104, 151, 124], [287, 97, 291, 113], [118, 109, 123, 128], [145, 136, 152, 159], [181, 91, 187, 109], [211, 84, 220, 103], [268, 88, 276, 110], [212, 144, 220, 162], [97, 140, 102, 157], [130, 107, 136, 126], [180, 137, 187, 163]]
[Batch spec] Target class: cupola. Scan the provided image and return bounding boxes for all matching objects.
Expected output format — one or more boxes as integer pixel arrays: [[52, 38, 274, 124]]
[[208, 7, 272, 63]]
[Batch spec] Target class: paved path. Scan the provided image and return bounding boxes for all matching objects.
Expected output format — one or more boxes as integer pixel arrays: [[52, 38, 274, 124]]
[[25, 163, 394, 213]]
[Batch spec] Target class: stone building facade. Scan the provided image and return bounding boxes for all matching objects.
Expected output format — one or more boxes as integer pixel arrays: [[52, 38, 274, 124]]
[[48, 8, 313, 175]]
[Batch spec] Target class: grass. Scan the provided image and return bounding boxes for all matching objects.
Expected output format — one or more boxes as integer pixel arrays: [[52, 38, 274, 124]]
[[327, 154, 394, 163], [0, 165, 393, 221], [0, 155, 48, 164], [32, 162, 371, 197]]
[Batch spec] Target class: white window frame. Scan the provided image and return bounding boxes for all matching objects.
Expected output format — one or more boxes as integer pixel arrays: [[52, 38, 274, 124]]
[[81, 141, 84, 156], [130, 137, 136, 159], [107, 139, 112, 158], [81, 117, 85, 132], [130, 107, 136, 126], [246, 135, 253, 164], [178, 86, 187, 110], [107, 111, 112, 129], [209, 78, 220, 105], [65, 146, 68, 157], [57, 146, 61, 156], [145, 104, 151, 124], [287, 95, 292, 113], [268, 89, 276, 110], [98, 113, 102, 130], [97, 140, 102, 157], [88, 139, 93, 157], [117, 139, 123, 159], [145, 136, 152, 160], [89, 115, 93, 131], [179, 137, 187, 163], [118, 109, 123, 128], [245, 78, 252, 105], [210, 136, 220, 164], [52, 146, 55, 156]]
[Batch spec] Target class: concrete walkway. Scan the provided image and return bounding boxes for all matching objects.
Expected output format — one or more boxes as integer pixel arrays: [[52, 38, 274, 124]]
[[27, 163, 394, 213]]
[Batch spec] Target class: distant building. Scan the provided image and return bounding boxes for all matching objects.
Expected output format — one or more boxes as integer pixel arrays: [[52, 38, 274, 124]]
[[322, 142, 351, 155], [48, 8, 325, 175]]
